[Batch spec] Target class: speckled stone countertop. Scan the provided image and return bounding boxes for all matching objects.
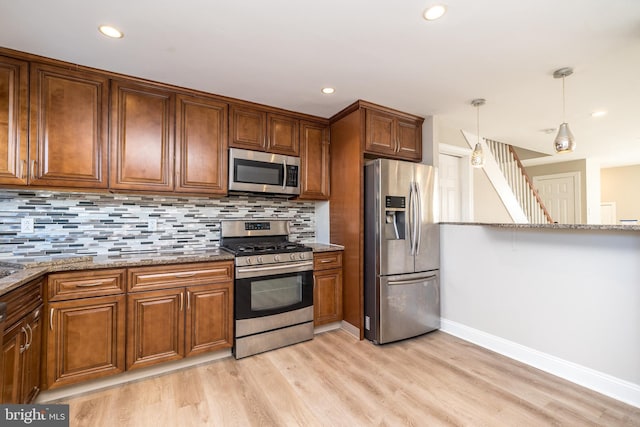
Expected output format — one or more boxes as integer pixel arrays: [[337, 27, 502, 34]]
[[440, 222, 640, 231], [0, 244, 345, 297], [306, 243, 345, 252]]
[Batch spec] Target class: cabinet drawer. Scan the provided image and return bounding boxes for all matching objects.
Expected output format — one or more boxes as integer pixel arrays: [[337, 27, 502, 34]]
[[3, 278, 44, 328], [47, 269, 126, 301], [128, 261, 234, 292], [313, 251, 343, 271]]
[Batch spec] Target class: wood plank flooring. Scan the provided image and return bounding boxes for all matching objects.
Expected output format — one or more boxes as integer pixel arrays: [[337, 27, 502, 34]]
[[64, 330, 640, 426]]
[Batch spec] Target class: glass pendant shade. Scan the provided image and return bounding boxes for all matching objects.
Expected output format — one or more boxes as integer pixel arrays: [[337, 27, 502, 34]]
[[554, 122, 575, 153], [470, 98, 486, 168], [471, 142, 484, 168]]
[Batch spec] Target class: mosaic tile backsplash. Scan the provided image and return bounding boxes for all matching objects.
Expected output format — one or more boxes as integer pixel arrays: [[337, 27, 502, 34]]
[[0, 190, 315, 258]]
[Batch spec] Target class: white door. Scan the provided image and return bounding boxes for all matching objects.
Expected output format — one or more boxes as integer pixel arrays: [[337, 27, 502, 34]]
[[600, 202, 617, 225], [438, 153, 462, 222], [533, 172, 581, 224]]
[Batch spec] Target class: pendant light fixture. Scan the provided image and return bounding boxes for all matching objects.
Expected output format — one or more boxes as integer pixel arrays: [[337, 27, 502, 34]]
[[552, 67, 575, 153], [470, 98, 486, 168]]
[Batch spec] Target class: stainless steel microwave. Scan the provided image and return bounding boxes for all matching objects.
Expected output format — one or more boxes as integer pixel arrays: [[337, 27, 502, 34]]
[[228, 148, 300, 196]]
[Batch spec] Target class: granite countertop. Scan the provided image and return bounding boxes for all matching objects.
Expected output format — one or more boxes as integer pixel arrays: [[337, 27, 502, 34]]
[[0, 243, 345, 297], [440, 222, 640, 232], [306, 243, 345, 252]]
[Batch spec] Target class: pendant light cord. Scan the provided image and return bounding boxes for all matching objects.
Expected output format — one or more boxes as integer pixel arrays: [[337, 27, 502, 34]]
[[562, 76, 566, 123], [476, 103, 480, 144]]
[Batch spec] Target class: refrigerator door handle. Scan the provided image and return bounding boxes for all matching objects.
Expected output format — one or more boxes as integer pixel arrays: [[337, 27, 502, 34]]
[[388, 275, 437, 286], [415, 181, 422, 254], [411, 182, 419, 255], [408, 182, 415, 255]]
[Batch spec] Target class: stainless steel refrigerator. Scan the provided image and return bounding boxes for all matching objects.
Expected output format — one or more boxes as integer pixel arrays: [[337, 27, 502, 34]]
[[364, 158, 440, 344]]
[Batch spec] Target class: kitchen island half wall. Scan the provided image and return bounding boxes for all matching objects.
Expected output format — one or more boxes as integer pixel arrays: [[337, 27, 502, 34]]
[[440, 223, 640, 408], [0, 190, 316, 258]]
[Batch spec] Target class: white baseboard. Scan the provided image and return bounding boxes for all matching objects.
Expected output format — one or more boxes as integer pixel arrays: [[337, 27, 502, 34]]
[[440, 319, 640, 409], [340, 320, 360, 339], [36, 349, 232, 403], [314, 321, 342, 334]]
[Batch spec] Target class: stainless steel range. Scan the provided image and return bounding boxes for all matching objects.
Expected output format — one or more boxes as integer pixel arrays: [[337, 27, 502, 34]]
[[220, 220, 314, 359]]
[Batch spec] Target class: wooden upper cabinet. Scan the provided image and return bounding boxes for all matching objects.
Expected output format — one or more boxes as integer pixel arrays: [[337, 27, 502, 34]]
[[298, 121, 330, 200], [396, 118, 422, 160], [0, 56, 28, 185], [364, 107, 423, 161], [267, 113, 299, 156], [175, 94, 228, 195], [30, 63, 109, 188], [229, 105, 267, 151], [110, 80, 175, 192], [365, 109, 396, 156], [230, 104, 299, 156]]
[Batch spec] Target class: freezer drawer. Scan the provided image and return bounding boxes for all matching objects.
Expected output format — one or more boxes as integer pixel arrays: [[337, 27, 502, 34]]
[[376, 271, 440, 344]]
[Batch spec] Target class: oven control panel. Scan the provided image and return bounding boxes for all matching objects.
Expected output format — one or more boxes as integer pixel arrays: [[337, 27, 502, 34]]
[[245, 222, 271, 231], [235, 251, 311, 268]]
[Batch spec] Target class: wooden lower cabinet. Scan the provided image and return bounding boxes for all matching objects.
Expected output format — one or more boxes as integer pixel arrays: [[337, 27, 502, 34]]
[[313, 251, 343, 326], [185, 283, 233, 357], [127, 281, 233, 369], [45, 295, 125, 389], [1, 306, 42, 403], [1, 278, 43, 403], [126, 288, 184, 370]]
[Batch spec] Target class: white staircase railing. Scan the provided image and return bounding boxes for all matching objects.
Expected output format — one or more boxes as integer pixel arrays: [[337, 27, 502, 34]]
[[485, 139, 553, 224]]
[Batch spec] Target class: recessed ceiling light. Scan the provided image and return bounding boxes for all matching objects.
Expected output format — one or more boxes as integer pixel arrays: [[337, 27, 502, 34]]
[[321, 87, 335, 95], [98, 25, 124, 39], [423, 5, 447, 21], [591, 110, 607, 117], [541, 128, 557, 135]]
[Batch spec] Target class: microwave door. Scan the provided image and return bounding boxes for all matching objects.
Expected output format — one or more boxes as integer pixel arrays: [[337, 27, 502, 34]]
[[228, 148, 300, 195]]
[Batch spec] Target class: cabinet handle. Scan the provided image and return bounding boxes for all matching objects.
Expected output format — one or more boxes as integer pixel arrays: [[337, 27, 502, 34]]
[[75, 282, 105, 288], [179, 293, 184, 311], [30, 160, 36, 179], [20, 159, 27, 179], [320, 259, 334, 263], [20, 327, 28, 353], [187, 291, 191, 311], [50, 308, 54, 330], [25, 323, 33, 350], [174, 273, 196, 279]]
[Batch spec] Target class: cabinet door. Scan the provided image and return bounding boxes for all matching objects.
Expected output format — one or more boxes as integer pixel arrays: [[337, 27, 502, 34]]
[[1, 320, 26, 403], [185, 282, 233, 357], [0, 56, 28, 185], [127, 288, 184, 370], [365, 109, 396, 156], [267, 113, 299, 156], [29, 63, 109, 188], [46, 295, 125, 389], [110, 80, 175, 191], [229, 105, 266, 151], [175, 94, 228, 195], [313, 268, 343, 326], [298, 121, 330, 200], [20, 307, 42, 403], [396, 118, 422, 161]]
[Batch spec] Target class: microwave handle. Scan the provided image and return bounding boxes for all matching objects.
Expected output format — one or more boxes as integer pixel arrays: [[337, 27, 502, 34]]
[[282, 159, 287, 190]]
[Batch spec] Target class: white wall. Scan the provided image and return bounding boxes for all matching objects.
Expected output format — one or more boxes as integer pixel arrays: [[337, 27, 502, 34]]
[[440, 223, 640, 406]]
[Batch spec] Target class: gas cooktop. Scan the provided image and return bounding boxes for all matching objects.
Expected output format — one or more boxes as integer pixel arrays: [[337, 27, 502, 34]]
[[221, 241, 312, 256]]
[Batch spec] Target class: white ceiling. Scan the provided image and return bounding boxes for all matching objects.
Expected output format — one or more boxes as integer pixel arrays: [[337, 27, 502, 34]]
[[1, 0, 639, 167]]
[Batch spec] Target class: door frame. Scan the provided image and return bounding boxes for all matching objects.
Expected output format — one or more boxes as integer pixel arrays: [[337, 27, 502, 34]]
[[533, 171, 582, 224], [438, 144, 473, 222]]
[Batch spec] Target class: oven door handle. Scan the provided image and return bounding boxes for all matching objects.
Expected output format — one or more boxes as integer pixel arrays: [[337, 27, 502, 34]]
[[237, 261, 313, 273]]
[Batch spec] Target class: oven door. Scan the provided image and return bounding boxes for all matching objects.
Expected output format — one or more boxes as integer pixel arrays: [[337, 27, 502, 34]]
[[235, 265, 313, 320], [228, 148, 300, 195]]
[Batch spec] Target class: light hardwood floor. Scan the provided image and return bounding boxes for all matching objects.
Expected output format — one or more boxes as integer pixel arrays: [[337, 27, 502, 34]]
[[64, 330, 640, 426]]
